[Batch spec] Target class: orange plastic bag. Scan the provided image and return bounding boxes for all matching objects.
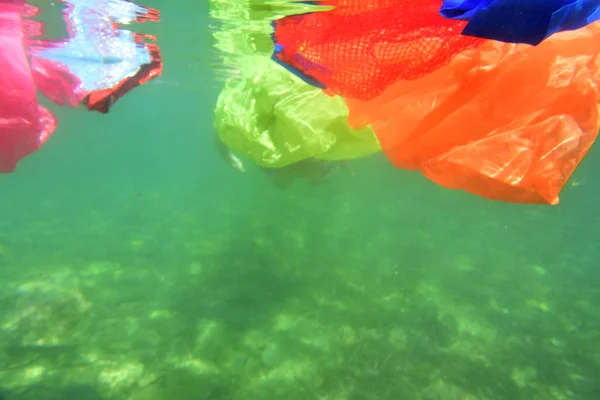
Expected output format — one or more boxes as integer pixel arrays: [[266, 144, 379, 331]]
[[345, 22, 600, 205]]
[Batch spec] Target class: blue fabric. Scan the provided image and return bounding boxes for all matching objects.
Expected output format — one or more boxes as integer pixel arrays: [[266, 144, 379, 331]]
[[440, 0, 600, 45]]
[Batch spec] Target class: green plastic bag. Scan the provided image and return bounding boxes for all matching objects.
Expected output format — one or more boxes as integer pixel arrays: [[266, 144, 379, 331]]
[[214, 57, 381, 168], [209, 0, 328, 64]]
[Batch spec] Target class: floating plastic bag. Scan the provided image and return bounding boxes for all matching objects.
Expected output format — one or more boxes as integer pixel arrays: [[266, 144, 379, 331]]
[[28, 0, 162, 113], [209, 0, 321, 65], [210, 0, 379, 176], [441, 0, 600, 45], [272, 0, 600, 100], [344, 22, 600, 204], [214, 57, 380, 168], [271, 0, 484, 100], [0, 1, 56, 173], [0, 0, 161, 173]]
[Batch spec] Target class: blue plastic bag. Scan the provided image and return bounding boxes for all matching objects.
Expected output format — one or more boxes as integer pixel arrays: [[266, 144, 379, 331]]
[[441, 0, 600, 45]]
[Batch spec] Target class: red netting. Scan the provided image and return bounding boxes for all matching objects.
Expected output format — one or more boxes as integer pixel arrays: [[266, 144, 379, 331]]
[[272, 0, 485, 100]]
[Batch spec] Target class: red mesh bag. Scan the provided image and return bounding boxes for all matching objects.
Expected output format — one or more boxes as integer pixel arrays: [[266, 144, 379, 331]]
[[272, 0, 484, 100]]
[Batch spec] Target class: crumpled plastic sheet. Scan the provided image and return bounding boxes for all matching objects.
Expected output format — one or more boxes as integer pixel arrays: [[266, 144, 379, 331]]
[[0, 0, 161, 173], [271, 0, 600, 100], [27, 0, 162, 113], [214, 57, 380, 169], [344, 22, 600, 205], [441, 0, 600, 45]]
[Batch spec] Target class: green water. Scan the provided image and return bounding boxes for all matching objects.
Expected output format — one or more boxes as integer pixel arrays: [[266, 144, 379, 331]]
[[1, 1, 599, 399]]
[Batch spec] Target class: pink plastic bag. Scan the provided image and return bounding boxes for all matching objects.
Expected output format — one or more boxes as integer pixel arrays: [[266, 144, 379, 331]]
[[0, 0, 56, 173], [0, 0, 161, 172]]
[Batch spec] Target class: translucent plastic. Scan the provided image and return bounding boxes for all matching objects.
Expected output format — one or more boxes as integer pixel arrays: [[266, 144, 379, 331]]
[[214, 57, 380, 168], [28, 0, 162, 113], [0, 1, 56, 173], [345, 22, 600, 204], [0, 0, 162, 172]]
